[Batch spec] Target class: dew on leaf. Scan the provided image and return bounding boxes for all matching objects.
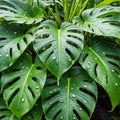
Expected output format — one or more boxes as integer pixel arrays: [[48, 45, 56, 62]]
[[111, 69, 115, 72], [14, 32, 17, 34], [72, 94, 76, 98], [115, 83, 118, 86], [6, 54, 9, 57], [60, 117, 63, 119], [21, 98, 25, 102], [87, 66, 90, 69], [0, 54, 2, 57], [36, 86, 39, 89], [88, 61, 91, 65], [84, 100, 87, 103], [69, 58, 72, 61], [49, 91, 52, 94], [52, 56, 56, 60], [22, 66, 25, 68], [73, 117, 76, 120]]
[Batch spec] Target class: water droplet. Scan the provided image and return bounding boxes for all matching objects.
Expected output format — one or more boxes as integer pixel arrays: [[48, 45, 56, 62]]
[[84, 85, 87, 88], [60, 117, 63, 119], [52, 56, 56, 60], [60, 101, 64, 103], [6, 54, 9, 57], [112, 69, 115, 72], [21, 98, 25, 102], [69, 58, 72, 61], [103, 52, 105, 55], [88, 61, 91, 65], [22, 66, 25, 68], [87, 66, 90, 69], [36, 86, 39, 89], [72, 94, 76, 98], [14, 32, 17, 34], [0, 54, 2, 57], [84, 100, 87, 103], [73, 117, 76, 120], [50, 102, 52, 105], [54, 89, 57, 92], [115, 83, 118, 86], [50, 91, 52, 94], [72, 104, 75, 107], [26, 67, 28, 69]]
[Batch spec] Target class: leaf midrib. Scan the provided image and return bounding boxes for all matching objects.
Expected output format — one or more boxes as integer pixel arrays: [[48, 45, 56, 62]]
[[18, 64, 34, 111], [57, 29, 61, 78], [89, 47, 109, 71], [66, 78, 70, 120]]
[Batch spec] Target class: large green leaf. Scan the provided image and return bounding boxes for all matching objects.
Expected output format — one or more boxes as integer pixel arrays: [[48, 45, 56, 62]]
[[21, 98, 43, 120], [0, 0, 44, 24], [74, 6, 120, 38], [79, 37, 120, 109], [34, 20, 84, 79], [0, 23, 34, 72], [0, 95, 17, 120], [1, 53, 46, 118], [41, 67, 98, 120]]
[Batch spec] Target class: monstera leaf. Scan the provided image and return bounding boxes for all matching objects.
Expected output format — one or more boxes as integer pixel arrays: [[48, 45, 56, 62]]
[[74, 6, 120, 38], [34, 20, 84, 80], [1, 53, 46, 118], [0, 23, 34, 72], [21, 98, 43, 120], [79, 37, 120, 109], [0, 0, 44, 24], [0, 95, 17, 120], [41, 67, 98, 120]]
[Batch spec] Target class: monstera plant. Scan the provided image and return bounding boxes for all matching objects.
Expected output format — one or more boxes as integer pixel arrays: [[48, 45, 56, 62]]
[[0, 0, 120, 120]]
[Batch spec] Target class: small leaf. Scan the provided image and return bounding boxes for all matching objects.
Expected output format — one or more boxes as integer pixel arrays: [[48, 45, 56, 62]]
[[0, 23, 34, 72], [79, 37, 120, 109], [0, 95, 18, 120], [1, 53, 46, 118], [0, 0, 44, 24], [34, 20, 84, 79], [74, 6, 120, 38], [41, 67, 98, 120]]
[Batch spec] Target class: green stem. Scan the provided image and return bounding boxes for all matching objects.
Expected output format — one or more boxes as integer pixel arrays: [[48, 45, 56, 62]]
[[68, 0, 82, 22], [78, 0, 89, 16], [53, 0, 61, 27], [63, 0, 69, 21]]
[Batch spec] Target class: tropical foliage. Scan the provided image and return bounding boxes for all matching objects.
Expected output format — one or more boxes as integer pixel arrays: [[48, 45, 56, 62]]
[[0, 0, 120, 120]]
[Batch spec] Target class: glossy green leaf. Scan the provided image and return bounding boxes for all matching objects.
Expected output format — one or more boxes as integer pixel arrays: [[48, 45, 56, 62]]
[[21, 98, 43, 120], [0, 95, 18, 120], [42, 67, 98, 120], [1, 53, 46, 118], [0, 23, 34, 72], [34, 20, 84, 79], [96, 0, 120, 7], [0, 0, 44, 24], [79, 37, 120, 109], [74, 6, 120, 38]]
